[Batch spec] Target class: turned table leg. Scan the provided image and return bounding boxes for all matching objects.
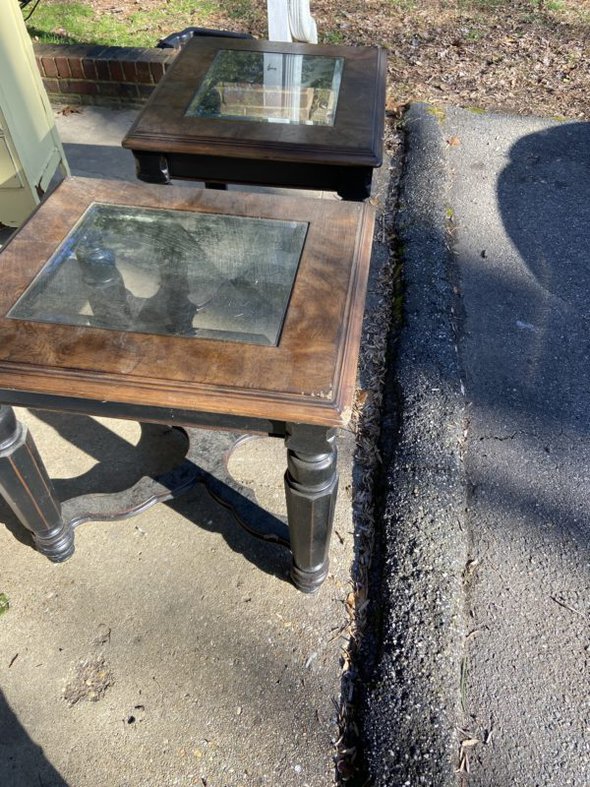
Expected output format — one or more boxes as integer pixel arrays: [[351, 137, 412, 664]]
[[0, 406, 74, 562], [284, 424, 338, 593]]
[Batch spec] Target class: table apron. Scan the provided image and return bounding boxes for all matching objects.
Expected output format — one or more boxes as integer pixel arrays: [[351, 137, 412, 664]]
[[0, 389, 287, 438], [132, 149, 375, 200]]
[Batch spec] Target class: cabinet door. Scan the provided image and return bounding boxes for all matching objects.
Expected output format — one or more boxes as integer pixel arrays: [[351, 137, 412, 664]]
[[0, 0, 69, 227]]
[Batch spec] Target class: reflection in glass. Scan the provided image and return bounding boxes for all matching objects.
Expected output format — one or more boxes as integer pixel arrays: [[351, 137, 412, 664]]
[[8, 203, 308, 346], [186, 50, 343, 126]]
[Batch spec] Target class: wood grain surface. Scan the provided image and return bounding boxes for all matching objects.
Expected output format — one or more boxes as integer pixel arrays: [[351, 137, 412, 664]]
[[0, 178, 375, 426], [122, 38, 386, 168]]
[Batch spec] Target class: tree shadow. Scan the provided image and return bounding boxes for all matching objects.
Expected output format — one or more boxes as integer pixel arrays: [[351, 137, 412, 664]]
[[449, 119, 590, 556]]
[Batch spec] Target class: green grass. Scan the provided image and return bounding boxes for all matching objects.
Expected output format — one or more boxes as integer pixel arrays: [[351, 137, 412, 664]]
[[320, 29, 345, 45], [27, 0, 217, 47], [0, 593, 9, 617]]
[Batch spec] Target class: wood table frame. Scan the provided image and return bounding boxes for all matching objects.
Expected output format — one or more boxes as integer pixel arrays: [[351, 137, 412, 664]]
[[0, 178, 374, 592], [122, 38, 387, 201]]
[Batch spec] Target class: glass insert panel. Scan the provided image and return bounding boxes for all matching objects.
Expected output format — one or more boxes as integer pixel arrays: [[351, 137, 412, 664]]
[[186, 50, 343, 126], [8, 203, 308, 346]]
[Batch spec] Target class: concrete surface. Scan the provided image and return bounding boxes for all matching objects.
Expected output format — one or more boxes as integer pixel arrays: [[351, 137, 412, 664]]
[[360, 103, 590, 786], [0, 413, 353, 787], [0, 105, 392, 786]]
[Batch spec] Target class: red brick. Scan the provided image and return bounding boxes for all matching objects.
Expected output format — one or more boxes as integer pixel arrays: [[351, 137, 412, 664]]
[[109, 60, 125, 82], [99, 81, 139, 98], [68, 58, 84, 79], [122, 60, 137, 82], [42, 78, 60, 94], [94, 59, 110, 81], [61, 79, 98, 96], [135, 60, 153, 84], [34, 43, 178, 107], [55, 56, 71, 78], [82, 59, 97, 80], [96, 81, 121, 96], [41, 57, 58, 78], [149, 61, 165, 82]]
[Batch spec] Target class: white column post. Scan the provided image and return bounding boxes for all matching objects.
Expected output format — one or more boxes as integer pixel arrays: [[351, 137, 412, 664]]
[[267, 0, 318, 44], [267, 0, 293, 42]]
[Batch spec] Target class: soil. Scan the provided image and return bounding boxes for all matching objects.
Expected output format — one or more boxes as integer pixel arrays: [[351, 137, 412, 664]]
[[315, 0, 590, 121], [72, 0, 590, 120]]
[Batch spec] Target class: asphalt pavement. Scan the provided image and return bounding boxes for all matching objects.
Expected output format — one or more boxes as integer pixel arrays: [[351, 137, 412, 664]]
[[362, 104, 590, 786]]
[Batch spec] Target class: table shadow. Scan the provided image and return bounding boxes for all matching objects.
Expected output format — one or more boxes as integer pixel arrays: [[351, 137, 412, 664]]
[[0, 410, 291, 584]]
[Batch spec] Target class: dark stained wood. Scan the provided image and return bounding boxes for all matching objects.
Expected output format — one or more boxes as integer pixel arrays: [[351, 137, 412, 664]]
[[285, 423, 338, 592], [0, 177, 375, 427], [0, 405, 74, 562], [122, 38, 387, 197]]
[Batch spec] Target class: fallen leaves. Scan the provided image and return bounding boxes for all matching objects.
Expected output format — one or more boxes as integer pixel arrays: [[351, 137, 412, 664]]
[[312, 0, 590, 120], [76, 0, 590, 119], [457, 735, 480, 775], [59, 105, 82, 116]]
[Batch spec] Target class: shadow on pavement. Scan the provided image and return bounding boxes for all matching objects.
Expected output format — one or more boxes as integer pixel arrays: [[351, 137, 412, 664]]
[[453, 116, 590, 785], [0, 690, 68, 786], [494, 121, 590, 437], [1, 410, 292, 583], [60, 142, 137, 182]]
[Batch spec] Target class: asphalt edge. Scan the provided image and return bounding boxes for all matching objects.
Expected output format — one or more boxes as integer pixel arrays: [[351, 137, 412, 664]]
[[360, 103, 468, 785]]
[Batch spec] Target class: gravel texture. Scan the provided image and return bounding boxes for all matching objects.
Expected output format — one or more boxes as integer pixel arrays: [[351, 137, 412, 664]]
[[360, 103, 468, 786]]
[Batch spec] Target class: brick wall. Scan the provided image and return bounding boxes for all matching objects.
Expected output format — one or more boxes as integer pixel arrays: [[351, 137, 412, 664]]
[[35, 44, 178, 106]]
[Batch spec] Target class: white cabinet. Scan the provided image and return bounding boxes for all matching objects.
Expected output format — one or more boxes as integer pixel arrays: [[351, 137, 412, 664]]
[[0, 0, 69, 227]]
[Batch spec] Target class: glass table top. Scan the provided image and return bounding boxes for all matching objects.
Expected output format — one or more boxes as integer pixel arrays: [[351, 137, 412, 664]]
[[8, 203, 308, 346], [185, 50, 344, 126]]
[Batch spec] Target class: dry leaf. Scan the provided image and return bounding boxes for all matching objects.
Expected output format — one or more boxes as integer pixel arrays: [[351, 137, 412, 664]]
[[59, 105, 82, 116]]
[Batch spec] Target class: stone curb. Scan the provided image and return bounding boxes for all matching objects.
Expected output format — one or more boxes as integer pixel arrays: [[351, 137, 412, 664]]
[[360, 103, 468, 785]]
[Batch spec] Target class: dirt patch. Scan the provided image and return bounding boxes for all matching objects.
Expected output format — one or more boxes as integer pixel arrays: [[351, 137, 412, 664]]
[[63, 656, 114, 705]]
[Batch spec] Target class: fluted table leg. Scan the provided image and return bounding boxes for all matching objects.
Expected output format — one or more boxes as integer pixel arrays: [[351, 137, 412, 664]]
[[0, 406, 74, 562], [284, 423, 338, 593]]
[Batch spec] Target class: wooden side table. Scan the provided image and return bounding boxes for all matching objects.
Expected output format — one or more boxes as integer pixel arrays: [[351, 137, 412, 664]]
[[122, 38, 387, 201], [0, 177, 374, 592]]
